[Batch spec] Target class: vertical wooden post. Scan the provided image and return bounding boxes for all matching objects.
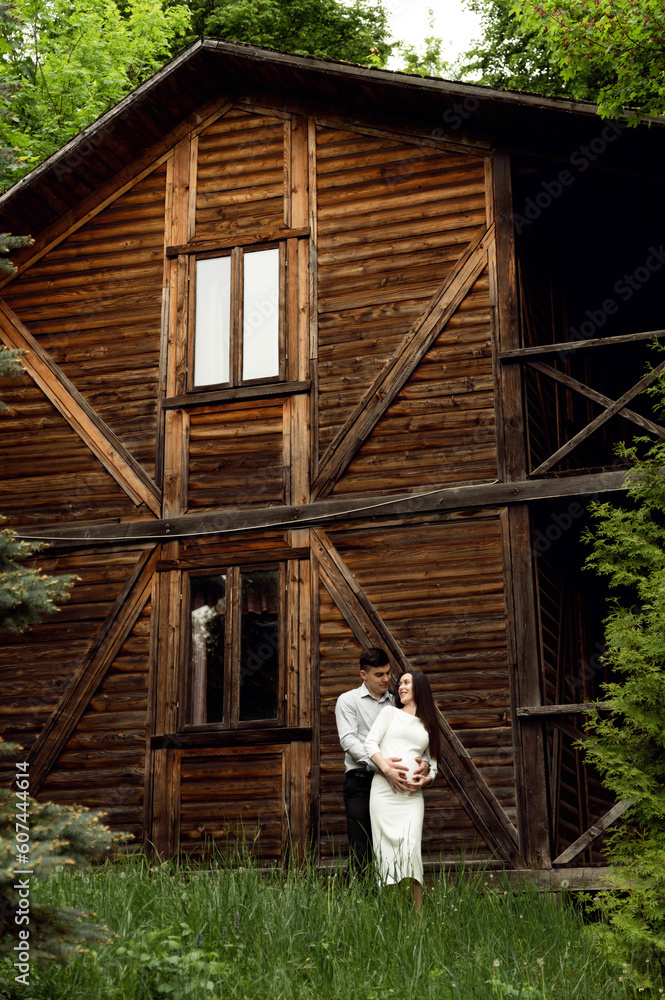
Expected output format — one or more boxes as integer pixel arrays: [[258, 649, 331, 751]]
[[493, 151, 551, 868], [147, 134, 194, 858]]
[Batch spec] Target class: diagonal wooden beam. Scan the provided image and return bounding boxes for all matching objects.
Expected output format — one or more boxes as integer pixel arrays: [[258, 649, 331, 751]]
[[312, 527, 524, 867], [528, 360, 665, 439], [552, 799, 633, 867], [0, 299, 162, 515], [531, 358, 665, 476], [311, 223, 495, 499], [24, 546, 159, 795]]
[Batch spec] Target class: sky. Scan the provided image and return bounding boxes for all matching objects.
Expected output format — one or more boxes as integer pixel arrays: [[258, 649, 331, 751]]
[[385, 0, 483, 68]]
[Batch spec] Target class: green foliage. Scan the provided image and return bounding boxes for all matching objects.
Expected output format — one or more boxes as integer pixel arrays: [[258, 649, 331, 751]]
[[0, 516, 77, 632], [0, 233, 32, 275], [0, 747, 120, 979], [515, 0, 665, 121], [0, 0, 191, 181], [113, 925, 233, 997], [457, 0, 612, 98], [582, 396, 665, 985], [22, 855, 631, 999], [182, 0, 393, 67], [395, 9, 451, 79]]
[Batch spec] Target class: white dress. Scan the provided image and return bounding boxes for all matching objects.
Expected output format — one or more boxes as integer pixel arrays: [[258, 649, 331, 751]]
[[364, 706, 436, 886]]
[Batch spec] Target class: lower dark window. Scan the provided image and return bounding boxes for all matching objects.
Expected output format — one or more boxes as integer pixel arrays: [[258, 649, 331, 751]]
[[188, 565, 283, 727]]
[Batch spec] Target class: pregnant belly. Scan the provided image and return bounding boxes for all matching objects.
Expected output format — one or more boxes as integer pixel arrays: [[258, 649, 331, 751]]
[[400, 754, 420, 782]]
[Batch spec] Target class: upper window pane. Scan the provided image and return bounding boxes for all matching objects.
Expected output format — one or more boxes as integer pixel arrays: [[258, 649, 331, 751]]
[[194, 256, 231, 387], [242, 248, 279, 381], [239, 568, 280, 721]]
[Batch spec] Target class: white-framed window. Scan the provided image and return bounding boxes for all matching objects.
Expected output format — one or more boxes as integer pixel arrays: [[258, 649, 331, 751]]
[[192, 244, 283, 389]]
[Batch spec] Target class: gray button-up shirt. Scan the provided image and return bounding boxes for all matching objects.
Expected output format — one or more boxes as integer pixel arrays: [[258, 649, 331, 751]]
[[335, 682, 394, 772]]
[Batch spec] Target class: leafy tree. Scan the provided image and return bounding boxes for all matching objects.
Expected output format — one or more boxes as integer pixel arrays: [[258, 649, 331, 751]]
[[582, 394, 665, 986], [180, 0, 393, 66], [0, 0, 191, 178], [395, 9, 451, 79], [456, 0, 612, 99], [515, 0, 665, 121]]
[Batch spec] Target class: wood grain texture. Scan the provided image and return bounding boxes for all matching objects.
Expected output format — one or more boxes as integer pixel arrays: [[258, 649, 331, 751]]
[[0, 299, 161, 514], [23, 547, 158, 796]]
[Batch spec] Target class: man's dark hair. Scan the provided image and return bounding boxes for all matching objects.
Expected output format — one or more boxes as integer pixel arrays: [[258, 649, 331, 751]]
[[359, 647, 389, 669]]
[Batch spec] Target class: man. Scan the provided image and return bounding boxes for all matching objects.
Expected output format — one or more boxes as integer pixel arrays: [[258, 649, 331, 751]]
[[335, 647, 430, 870]]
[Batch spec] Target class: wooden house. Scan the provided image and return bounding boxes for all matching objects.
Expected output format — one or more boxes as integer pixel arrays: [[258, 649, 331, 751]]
[[2, 40, 665, 877]]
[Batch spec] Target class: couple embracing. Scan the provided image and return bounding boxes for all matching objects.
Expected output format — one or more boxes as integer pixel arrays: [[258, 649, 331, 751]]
[[335, 648, 441, 908]]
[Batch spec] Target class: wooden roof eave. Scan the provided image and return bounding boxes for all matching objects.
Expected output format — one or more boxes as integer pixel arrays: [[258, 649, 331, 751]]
[[1, 37, 665, 250]]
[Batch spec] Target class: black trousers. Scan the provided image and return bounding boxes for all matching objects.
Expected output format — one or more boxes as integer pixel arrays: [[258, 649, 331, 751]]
[[343, 768, 374, 871]]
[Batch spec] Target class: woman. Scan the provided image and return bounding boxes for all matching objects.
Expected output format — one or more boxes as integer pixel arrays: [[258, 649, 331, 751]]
[[364, 668, 440, 908]]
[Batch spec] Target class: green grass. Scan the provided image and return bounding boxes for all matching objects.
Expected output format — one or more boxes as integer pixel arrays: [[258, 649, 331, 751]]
[[0, 853, 645, 1000]]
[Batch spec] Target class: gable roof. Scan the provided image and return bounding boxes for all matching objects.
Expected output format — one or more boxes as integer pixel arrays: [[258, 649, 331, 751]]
[[1, 37, 664, 242]]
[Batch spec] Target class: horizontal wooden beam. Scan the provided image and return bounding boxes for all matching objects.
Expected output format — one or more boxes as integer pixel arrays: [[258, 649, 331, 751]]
[[151, 726, 312, 749], [19, 469, 630, 549], [162, 380, 310, 410], [500, 328, 665, 361], [166, 226, 309, 257], [517, 702, 612, 717], [552, 800, 633, 867]]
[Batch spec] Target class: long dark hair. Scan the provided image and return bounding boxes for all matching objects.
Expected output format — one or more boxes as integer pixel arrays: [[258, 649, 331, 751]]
[[394, 668, 441, 765]]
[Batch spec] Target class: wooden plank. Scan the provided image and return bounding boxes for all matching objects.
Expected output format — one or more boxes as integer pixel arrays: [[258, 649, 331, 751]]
[[24, 547, 158, 795], [505, 505, 551, 867], [22, 469, 630, 548], [166, 226, 309, 257], [308, 117, 320, 484], [552, 800, 633, 867], [312, 223, 494, 498], [527, 360, 665, 438], [491, 150, 523, 481], [0, 300, 161, 514], [162, 380, 309, 409], [501, 327, 665, 361], [517, 702, 612, 717], [314, 115, 491, 158], [312, 527, 523, 867], [162, 408, 189, 518], [532, 358, 665, 476], [151, 727, 312, 749], [284, 741, 311, 863]]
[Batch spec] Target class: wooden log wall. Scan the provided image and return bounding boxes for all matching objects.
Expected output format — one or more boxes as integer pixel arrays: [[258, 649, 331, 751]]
[[0, 550, 144, 773], [38, 596, 151, 841], [0, 367, 143, 525], [187, 399, 286, 509], [0, 96, 565, 869], [1, 166, 167, 481]]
